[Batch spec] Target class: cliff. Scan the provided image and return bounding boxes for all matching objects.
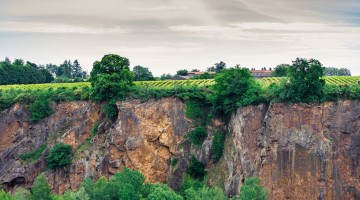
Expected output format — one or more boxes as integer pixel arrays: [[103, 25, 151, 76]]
[[0, 99, 359, 199]]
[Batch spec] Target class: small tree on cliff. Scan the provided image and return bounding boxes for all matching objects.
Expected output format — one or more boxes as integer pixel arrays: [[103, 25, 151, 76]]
[[46, 143, 73, 169], [239, 177, 268, 200]]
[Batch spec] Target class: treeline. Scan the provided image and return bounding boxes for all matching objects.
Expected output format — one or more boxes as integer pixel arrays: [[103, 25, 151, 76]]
[[273, 64, 351, 77], [0, 168, 267, 200], [0, 58, 87, 85], [0, 58, 53, 85]]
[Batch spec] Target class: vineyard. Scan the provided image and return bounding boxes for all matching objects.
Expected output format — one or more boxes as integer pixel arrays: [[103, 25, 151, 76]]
[[0, 76, 359, 91]]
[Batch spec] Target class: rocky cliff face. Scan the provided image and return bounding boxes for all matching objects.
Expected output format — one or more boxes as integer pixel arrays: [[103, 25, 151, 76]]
[[0, 99, 359, 200], [224, 100, 360, 200], [0, 98, 189, 194]]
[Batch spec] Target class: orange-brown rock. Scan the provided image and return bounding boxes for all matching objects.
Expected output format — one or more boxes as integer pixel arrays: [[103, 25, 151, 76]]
[[224, 100, 360, 200], [0, 98, 189, 194]]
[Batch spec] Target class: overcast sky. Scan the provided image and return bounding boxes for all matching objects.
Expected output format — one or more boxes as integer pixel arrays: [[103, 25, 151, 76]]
[[0, 0, 360, 75]]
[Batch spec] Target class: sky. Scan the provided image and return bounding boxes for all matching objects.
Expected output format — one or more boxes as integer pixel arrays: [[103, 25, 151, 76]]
[[0, 0, 360, 76]]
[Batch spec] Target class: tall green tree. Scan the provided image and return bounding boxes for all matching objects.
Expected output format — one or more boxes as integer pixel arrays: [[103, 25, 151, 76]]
[[31, 173, 52, 200], [210, 67, 262, 116], [71, 60, 83, 78], [133, 65, 155, 81], [214, 61, 226, 73], [90, 54, 134, 102], [284, 58, 325, 103]]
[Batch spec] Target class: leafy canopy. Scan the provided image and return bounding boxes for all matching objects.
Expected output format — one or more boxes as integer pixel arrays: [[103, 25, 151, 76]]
[[210, 67, 262, 116], [46, 143, 73, 169]]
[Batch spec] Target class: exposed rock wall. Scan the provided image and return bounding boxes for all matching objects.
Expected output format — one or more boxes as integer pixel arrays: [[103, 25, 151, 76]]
[[0, 98, 189, 194], [0, 99, 359, 200], [224, 100, 360, 200]]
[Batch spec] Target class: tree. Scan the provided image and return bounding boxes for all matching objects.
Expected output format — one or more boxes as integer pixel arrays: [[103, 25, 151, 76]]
[[14, 187, 31, 200], [133, 65, 155, 81], [239, 177, 268, 200], [272, 64, 290, 77], [214, 61, 226, 73], [147, 184, 183, 200], [46, 143, 73, 169], [176, 69, 188, 76], [210, 67, 263, 116], [191, 69, 200, 72], [31, 173, 52, 200], [71, 60, 83, 78], [89, 54, 134, 102], [283, 58, 325, 103], [0, 190, 14, 200]]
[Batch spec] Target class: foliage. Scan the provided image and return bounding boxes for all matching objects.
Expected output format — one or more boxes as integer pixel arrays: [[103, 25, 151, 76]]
[[210, 67, 263, 117], [185, 99, 205, 121], [324, 67, 351, 76], [30, 173, 52, 200], [186, 156, 206, 180], [190, 72, 217, 80], [238, 177, 268, 200], [184, 186, 227, 200], [179, 174, 204, 197], [102, 99, 118, 120], [188, 127, 207, 146], [211, 131, 225, 163], [176, 69, 188, 76], [90, 54, 134, 102], [0, 190, 14, 200], [272, 58, 325, 103], [147, 184, 183, 200], [46, 143, 73, 169], [160, 73, 174, 80], [29, 92, 53, 122], [0, 58, 54, 85], [14, 187, 31, 200], [214, 61, 226, 73], [322, 84, 360, 101], [91, 121, 100, 136], [133, 65, 155, 81], [20, 144, 46, 163], [272, 64, 290, 77]]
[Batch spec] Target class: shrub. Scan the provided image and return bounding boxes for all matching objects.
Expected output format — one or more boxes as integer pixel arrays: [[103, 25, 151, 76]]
[[239, 177, 268, 200], [46, 143, 73, 169], [186, 157, 206, 180], [185, 186, 227, 200], [147, 184, 183, 200], [29, 93, 53, 123], [211, 131, 225, 163], [188, 127, 207, 146], [91, 121, 100, 137], [20, 144, 46, 163]]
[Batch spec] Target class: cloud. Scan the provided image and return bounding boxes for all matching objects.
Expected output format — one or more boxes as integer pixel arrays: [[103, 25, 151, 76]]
[[0, 21, 128, 34]]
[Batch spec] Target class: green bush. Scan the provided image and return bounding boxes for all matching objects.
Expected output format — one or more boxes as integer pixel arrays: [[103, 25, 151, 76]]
[[179, 174, 204, 197], [188, 127, 207, 146], [20, 144, 46, 163], [46, 143, 73, 169], [239, 177, 268, 200], [211, 131, 225, 163], [185, 186, 227, 200], [29, 92, 53, 123], [186, 157, 206, 180]]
